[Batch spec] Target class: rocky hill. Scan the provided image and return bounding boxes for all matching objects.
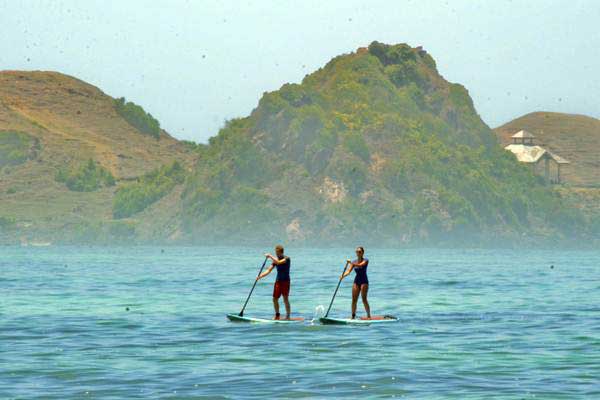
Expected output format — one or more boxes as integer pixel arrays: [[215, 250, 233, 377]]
[[494, 112, 599, 187], [181, 42, 591, 246], [1, 47, 596, 247], [0, 71, 193, 244]]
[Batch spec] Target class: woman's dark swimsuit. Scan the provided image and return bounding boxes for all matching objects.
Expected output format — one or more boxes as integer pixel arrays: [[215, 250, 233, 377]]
[[353, 258, 369, 286]]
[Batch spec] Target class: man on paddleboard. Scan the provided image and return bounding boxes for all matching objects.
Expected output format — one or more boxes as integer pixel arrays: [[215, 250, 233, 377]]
[[341, 246, 371, 319], [256, 245, 292, 320]]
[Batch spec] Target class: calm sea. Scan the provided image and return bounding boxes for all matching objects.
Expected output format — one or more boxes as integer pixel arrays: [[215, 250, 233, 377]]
[[1, 246, 599, 399]]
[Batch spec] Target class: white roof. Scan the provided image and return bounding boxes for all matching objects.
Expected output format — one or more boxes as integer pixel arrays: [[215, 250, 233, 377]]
[[505, 144, 570, 164], [505, 144, 546, 163], [547, 151, 570, 164], [511, 130, 535, 139]]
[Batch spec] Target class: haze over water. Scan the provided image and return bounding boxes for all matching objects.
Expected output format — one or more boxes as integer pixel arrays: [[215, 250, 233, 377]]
[[2, 246, 599, 398]]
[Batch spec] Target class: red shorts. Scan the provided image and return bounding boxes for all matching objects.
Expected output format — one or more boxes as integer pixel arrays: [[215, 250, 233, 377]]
[[273, 280, 290, 299]]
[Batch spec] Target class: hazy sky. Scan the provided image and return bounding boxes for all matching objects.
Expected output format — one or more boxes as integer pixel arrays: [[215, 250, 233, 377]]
[[1, 0, 599, 142]]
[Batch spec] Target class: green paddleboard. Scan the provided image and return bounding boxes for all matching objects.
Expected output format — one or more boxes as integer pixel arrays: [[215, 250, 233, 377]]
[[319, 315, 398, 325], [227, 313, 305, 323]]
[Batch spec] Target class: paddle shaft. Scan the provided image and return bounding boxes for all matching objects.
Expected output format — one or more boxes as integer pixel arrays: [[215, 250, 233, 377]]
[[325, 261, 350, 317], [239, 256, 269, 316]]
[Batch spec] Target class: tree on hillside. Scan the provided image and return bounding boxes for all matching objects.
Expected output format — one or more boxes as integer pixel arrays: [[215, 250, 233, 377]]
[[114, 97, 161, 139]]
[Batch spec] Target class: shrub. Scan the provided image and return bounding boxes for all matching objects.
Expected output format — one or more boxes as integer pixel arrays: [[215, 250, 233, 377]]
[[342, 131, 370, 162], [65, 220, 137, 244], [108, 220, 136, 238], [113, 161, 184, 218], [0, 216, 16, 230], [181, 140, 204, 151], [114, 97, 161, 139], [0, 131, 37, 167], [55, 159, 115, 192]]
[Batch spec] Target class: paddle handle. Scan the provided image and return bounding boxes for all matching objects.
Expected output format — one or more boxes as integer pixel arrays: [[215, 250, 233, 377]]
[[239, 256, 269, 316], [325, 261, 349, 317]]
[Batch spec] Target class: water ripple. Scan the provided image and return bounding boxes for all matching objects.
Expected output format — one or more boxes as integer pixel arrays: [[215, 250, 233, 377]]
[[1, 246, 599, 398]]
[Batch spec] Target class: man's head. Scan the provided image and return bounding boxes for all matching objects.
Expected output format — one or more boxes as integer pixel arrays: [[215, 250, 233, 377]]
[[275, 244, 284, 257]]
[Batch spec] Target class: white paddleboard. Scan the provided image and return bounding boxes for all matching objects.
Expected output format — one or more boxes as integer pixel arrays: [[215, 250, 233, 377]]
[[319, 315, 398, 325], [227, 313, 305, 324]]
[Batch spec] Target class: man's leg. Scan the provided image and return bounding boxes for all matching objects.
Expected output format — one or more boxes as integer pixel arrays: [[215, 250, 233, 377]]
[[282, 295, 291, 319], [273, 297, 280, 319]]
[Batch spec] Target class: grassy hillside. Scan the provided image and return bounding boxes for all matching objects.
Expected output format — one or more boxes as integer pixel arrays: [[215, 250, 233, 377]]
[[0, 71, 193, 244], [182, 42, 590, 246], [495, 112, 599, 187], [1, 54, 596, 247]]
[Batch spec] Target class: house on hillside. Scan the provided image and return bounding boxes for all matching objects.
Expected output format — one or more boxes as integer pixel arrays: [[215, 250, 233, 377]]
[[504, 130, 569, 184]]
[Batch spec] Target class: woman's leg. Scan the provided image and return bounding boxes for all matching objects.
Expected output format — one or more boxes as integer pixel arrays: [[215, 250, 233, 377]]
[[351, 283, 360, 318], [360, 284, 371, 318]]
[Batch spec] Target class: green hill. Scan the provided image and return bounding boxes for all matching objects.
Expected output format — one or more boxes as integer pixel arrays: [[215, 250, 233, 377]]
[[1, 46, 596, 246], [0, 71, 194, 244], [181, 42, 590, 246]]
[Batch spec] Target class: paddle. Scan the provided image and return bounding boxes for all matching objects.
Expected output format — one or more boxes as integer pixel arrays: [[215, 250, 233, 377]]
[[239, 256, 269, 317], [325, 261, 350, 318]]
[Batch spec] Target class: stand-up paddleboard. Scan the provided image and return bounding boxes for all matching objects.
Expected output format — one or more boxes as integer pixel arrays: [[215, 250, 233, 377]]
[[227, 313, 304, 324], [319, 315, 398, 325]]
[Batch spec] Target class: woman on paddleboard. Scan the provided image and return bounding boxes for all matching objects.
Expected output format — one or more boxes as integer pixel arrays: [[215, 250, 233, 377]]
[[256, 245, 292, 320], [341, 246, 371, 319]]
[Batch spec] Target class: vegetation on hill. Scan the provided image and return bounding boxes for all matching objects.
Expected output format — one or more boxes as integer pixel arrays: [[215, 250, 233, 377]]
[[0, 131, 39, 167], [0, 215, 16, 231], [181, 140, 203, 151], [181, 42, 590, 245], [0, 71, 193, 245], [113, 161, 185, 218], [55, 159, 116, 192], [114, 97, 161, 139], [0, 54, 595, 246], [62, 220, 138, 244]]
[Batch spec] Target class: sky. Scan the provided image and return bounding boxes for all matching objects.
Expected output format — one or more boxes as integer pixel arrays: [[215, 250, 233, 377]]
[[1, 0, 599, 142]]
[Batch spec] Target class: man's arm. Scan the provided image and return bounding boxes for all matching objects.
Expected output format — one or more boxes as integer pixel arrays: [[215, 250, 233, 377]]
[[265, 253, 288, 265], [257, 264, 275, 280]]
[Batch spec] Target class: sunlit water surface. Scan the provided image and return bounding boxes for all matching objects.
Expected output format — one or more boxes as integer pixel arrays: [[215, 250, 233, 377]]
[[1, 246, 599, 399]]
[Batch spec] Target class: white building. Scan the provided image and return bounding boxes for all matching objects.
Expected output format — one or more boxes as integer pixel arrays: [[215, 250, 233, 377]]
[[504, 130, 569, 183]]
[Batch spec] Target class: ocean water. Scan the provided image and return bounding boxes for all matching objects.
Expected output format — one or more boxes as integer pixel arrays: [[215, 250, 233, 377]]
[[1, 246, 599, 399]]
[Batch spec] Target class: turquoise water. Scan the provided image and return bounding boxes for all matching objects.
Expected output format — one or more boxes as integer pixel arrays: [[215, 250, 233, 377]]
[[1, 246, 599, 399]]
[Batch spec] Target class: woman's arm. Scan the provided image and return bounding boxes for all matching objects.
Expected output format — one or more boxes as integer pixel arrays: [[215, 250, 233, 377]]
[[341, 260, 353, 279]]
